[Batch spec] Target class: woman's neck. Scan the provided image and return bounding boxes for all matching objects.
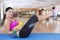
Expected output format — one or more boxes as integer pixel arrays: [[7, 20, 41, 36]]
[[6, 16, 16, 21]]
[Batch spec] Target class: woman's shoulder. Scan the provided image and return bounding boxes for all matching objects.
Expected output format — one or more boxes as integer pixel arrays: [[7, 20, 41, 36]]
[[4, 19, 11, 23]]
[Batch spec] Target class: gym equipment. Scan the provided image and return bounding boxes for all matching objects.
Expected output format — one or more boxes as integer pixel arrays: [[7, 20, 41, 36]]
[[19, 15, 38, 38], [0, 33, 60, 40]]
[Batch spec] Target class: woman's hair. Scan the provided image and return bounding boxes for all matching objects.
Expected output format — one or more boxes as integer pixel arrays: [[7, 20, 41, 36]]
[[1, 7, 13, 26], [13, 12, 18, 17]]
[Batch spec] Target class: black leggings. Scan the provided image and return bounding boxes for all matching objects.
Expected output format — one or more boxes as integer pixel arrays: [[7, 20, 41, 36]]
[[19, 15, 38, 38]]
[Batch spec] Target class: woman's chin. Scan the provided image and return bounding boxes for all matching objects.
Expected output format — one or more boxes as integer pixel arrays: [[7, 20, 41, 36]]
[[9, 16, 13, 18]]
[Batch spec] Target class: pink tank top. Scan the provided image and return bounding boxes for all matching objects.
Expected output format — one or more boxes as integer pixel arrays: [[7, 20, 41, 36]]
[[10, 21, 18, 31]]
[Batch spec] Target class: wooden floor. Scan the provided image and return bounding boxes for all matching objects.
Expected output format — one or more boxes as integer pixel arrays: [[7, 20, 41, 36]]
[[32, 21, 60, 33], [0, 18, 60, 33]]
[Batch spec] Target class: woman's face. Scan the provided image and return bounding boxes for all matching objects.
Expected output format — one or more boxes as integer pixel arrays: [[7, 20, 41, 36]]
[[6, 9, 14, 18]]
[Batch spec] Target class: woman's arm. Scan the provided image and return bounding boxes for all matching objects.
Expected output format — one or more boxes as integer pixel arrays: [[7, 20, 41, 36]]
[[4, 19, 12, 34], [36, 12, 53, 21]]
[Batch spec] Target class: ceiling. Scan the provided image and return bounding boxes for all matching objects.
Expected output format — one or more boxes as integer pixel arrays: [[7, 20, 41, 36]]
[[0, 0, 60, 8]]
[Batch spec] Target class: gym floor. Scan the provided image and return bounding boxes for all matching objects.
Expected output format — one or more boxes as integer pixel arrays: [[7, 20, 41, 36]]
[[0, 17, 60, 33], [0, 17, 60, 40]]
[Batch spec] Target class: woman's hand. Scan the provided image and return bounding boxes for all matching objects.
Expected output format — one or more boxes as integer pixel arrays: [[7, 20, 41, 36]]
[[13, 22, 23, 31], [7, 31, 12, 34], [13, 27, 19, 31]]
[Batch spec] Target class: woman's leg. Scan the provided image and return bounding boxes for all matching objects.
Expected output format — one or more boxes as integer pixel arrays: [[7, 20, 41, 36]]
[[19, 15, 38, 38]]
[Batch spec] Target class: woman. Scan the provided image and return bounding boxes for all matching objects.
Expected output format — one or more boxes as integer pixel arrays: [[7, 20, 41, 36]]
[[1, 7, 20, 34], [1, 7, 53, 37]]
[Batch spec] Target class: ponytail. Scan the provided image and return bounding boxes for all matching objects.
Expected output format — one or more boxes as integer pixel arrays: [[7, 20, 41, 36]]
[[1, 14, 6, 26]]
